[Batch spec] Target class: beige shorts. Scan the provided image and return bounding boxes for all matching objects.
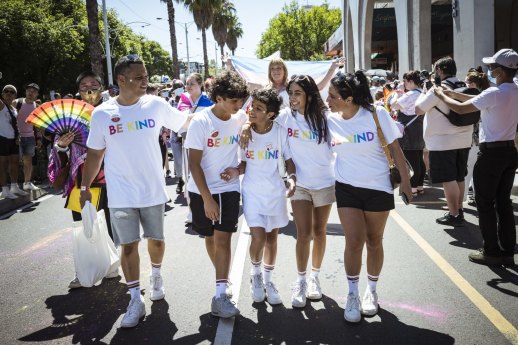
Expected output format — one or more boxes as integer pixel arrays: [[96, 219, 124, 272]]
[[290, 184, 336, 208]]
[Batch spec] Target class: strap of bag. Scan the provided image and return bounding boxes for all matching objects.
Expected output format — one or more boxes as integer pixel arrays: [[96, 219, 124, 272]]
[[371, 108, 395, 168], [3, 101, 19, 139], [276, 123, 286, 177], [404, 115, 419, 128]]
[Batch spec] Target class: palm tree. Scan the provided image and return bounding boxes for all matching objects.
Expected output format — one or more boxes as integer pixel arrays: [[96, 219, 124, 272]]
[[160, 0, 182, 79], [226, 13, 243, 56], [183, 0, 222, 78], [212, 1, 235, 69], [85, 0, 104, 82]]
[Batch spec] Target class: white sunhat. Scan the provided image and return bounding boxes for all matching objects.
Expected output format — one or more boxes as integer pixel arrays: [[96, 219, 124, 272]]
[[482, 48, 518, 69]]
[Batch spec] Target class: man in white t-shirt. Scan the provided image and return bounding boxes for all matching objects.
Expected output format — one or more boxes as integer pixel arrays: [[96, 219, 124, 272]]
[[184, 70, 249, 319], [80, 55, 187, 328], [434, 48, 518, 267], [415, 57, 472, 227]]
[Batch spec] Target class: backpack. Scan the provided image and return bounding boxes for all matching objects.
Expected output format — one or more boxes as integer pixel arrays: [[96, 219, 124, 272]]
[[434, 80, 481, 126]]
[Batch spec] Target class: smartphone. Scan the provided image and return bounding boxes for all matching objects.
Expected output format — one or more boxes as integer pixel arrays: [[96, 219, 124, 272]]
[[425, 80, 433, 90], [401, 193, 410, 205], [434, 76, 441, 87]]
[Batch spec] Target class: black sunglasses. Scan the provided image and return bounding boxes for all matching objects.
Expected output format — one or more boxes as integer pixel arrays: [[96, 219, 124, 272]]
[[2, 90, 16, 95]]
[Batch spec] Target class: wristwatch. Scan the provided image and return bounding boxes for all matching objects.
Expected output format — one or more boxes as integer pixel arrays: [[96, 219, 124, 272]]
[[80, 186, 90, 191]]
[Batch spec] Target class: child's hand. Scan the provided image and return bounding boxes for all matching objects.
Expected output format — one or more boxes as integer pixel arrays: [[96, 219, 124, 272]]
[[220, 167, 239, 182]]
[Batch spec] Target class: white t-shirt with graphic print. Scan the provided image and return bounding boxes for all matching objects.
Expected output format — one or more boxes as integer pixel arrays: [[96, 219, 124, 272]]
[[275, 108, 334, 190], [328, 106, 402, 194], [87, 95, 187, 208], [240, 124, 292, 216], [185, 108, 247, 195]]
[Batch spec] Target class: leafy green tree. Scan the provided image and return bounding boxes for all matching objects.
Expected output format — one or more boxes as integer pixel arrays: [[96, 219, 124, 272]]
[[256, 1, 341, 60], [226, 12, 243, 55], [183, 0, 222, 78]]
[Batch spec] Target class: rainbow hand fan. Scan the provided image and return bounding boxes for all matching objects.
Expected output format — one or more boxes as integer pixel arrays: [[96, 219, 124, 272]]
[[26, 99, 94, 147]]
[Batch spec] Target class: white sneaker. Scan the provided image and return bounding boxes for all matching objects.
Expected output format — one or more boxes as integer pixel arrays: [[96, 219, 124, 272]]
[[291, 281, 307, 308], [211, 295, 240, 318], [250, 273, 266, 303], [361, 288, 379, 316], [120, 296, 146, 328], [23, 182, 40, 191], [265, 281, 282, 305], [10, 184, 29, 196], [344, 293, 361, 323], [1, 189, 18, 199], [104, 268, 120, 279], [68, 276, 82, 289], [307, 276, 322, 300], [149, 274, 165, 301], [185, 211, 192, 224]]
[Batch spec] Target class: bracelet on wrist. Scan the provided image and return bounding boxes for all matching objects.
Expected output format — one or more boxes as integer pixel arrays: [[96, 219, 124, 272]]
[[54, 143, 69, 152], [287, 173, 297, 180], [80, 186, 90, 191]]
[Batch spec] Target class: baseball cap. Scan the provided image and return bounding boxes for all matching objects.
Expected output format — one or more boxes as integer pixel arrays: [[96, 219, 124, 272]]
[[108, 84, 119, 91], [372, 76, 380, 81], [26, 83, 40, 91], [482, 49, 518, 69], [2, 85, 17, 93]]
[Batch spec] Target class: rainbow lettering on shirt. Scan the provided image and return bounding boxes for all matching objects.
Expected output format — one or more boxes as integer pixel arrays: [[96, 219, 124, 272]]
[[287, 127, 319, 141], [207, 134, 240, 147], [245, 149, 279, 160], [331, 131, 375, 146], [109, 119, 156, 135]]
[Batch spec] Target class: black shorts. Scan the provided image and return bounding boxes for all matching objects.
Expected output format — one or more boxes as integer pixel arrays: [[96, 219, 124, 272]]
[[429, 148, 470, 183], [335, 181, 394, 212], [0, 136, 18, 156], [189, 191, 240, 236]]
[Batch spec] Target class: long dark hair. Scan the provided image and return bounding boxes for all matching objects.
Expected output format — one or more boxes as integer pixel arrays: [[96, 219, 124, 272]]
[[287, 74, 329, 144], [330, 70, 373, 111]]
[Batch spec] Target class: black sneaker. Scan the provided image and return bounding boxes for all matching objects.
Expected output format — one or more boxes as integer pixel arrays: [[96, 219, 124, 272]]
[[458, 208, 464, 220], [468, 249, 503, 266], [176, 177, 184, 194], [436, 213, 464, 227], [502, 255, 516, 267]]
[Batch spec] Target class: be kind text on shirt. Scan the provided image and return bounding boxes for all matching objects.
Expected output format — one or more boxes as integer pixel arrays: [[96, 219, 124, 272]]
[[109, 118, 156, 135]]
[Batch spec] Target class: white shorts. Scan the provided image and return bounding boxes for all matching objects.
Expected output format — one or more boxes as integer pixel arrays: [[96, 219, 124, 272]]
[[245, 212, 289, 233]]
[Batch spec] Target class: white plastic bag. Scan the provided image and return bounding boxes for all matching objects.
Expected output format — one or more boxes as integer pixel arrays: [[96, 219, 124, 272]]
[[73, 201, 120, 287]]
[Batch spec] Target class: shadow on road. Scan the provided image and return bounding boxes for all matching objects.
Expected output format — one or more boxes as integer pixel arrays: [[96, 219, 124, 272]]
[[18, 278, 128, 344], [230, 295, 455, 344]]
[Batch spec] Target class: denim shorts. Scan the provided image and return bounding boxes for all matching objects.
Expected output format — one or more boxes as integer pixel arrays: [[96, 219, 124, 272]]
[[19, 136, 36, 157], [110, 204, 165, 246]]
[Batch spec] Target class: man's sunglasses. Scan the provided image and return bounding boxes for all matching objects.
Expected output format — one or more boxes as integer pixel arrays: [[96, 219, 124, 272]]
[[2, 90, 16, 95]]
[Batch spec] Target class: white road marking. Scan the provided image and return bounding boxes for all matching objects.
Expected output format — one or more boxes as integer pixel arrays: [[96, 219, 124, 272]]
[[213, 218, 251, 345]]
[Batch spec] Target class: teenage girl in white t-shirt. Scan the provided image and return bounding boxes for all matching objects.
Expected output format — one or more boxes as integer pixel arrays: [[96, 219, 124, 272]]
[[327, 70, 412, 323], [231, 89, 296, 305]]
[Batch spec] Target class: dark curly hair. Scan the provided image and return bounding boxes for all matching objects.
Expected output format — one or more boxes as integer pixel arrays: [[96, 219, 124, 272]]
[[287, 75, 329, 144], [403, 70, 422, 86], [251, 88, 282, 120], [208, 70, 249, 103], [330, 70, 373, 111]]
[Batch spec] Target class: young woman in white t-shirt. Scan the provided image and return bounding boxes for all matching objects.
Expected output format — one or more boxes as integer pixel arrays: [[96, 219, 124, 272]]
[[229, 89, 296, 305], [184, 71, 249, 319], [326, 70, 412, 323]]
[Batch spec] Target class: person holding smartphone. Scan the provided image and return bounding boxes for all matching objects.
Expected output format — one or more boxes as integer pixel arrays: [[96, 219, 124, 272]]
[[326, 70, 412, 323]]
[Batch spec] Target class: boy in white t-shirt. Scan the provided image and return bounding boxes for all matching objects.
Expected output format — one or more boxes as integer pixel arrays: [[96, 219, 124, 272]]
[[184, 71, 250, 318], [229, 89, 296, 305]]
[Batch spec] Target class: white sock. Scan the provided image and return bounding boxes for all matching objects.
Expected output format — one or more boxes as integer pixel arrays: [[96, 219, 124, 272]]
[[10, 183, 18, 189], [151, 263, 161, 276], [215, 279, 228, 298], [310, 267, 320, 279], [250, 260, 262, 275], [297, 271, 306, 283], [347, 275, 360, 296], [127, 280, 140, 301], [2, 186, 9, 193], [263, 264, 274, 283], [367, 274, 379, 292]]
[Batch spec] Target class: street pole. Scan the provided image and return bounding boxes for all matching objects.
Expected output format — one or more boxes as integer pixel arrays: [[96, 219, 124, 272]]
[[214, 42, 218, 76], [184, 23, 190, 77], [102, 0, 113, 85]]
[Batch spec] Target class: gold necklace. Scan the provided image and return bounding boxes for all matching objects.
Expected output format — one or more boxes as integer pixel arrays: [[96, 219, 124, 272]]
[[252, 121, 273, 134]]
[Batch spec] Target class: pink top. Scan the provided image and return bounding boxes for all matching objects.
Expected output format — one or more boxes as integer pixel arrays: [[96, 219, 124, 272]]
[[16, 99, 37, 137]]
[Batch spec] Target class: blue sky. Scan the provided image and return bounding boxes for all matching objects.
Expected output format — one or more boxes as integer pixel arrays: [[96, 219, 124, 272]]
[[107, 0, 343, 62]]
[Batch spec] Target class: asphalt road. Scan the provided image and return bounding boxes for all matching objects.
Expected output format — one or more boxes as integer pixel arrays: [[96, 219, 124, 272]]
[[0, 176, 517, 345]]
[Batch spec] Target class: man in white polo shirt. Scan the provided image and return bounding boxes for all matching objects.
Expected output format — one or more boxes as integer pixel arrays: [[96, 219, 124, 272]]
[[80, 55, 187, 328]]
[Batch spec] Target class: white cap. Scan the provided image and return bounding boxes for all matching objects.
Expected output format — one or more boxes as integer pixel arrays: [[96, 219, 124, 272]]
[[482, 48, 518, 69]]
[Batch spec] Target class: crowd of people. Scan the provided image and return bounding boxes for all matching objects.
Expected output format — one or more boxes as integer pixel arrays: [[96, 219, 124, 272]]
[[0, 48, 517, 328]]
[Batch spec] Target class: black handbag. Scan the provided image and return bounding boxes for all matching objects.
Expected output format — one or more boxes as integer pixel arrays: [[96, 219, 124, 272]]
[[371, 108, 414, 189]]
